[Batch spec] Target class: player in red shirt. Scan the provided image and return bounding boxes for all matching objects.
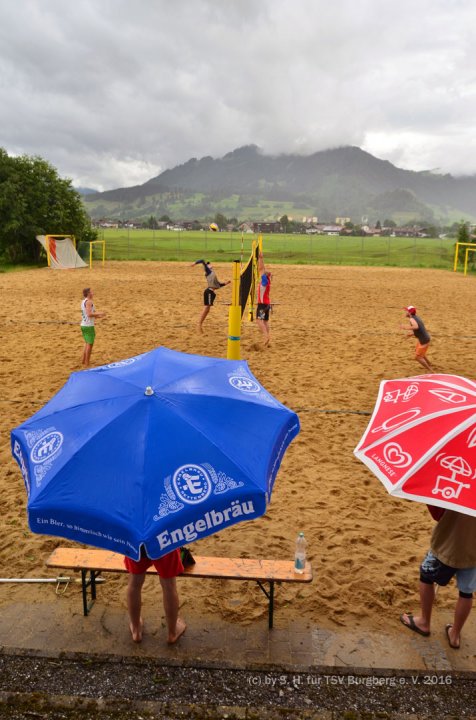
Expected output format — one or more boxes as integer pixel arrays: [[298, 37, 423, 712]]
[[256, 252, 272, 346]]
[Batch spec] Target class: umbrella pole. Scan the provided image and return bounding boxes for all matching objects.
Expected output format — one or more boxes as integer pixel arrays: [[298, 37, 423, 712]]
[[0, 577, 73, 583], [0, 576, 105, 596]]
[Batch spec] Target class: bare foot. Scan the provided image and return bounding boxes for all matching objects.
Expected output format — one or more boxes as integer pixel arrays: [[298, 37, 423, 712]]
[[129, 618, 143, 643], [167, 617, 186, 644]]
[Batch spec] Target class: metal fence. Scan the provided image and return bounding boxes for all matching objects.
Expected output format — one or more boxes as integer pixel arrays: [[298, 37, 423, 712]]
[[83, 230, 458, 269]]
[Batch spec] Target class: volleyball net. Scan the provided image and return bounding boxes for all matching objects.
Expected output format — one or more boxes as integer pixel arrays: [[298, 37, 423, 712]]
[[239, 237, 261, 319], [227, 235, 262, 359]]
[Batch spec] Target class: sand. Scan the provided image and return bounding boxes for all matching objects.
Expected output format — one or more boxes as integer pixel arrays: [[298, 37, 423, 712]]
[[1, 261, 475, 635]]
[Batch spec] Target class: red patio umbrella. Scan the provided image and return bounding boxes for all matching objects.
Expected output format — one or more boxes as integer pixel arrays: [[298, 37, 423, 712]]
[[354, 374, 476, 517]]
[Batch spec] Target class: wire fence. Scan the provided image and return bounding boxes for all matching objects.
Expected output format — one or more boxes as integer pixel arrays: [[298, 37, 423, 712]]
[[81, 230, 459, 270]]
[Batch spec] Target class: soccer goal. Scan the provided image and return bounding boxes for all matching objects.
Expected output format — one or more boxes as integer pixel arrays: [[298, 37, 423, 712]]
[[88, 239, 106, 269], [37, 235, 87, 269], [453, 242, 476, 275]]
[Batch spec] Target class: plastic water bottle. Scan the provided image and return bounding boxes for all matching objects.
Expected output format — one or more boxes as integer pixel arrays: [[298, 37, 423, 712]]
[[294, 532, 306, 574]]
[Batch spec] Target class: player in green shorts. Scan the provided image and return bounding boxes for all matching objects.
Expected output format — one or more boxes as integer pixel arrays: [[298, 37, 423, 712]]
[[81, 325, 96, 345], [80, 288, 105, 366]]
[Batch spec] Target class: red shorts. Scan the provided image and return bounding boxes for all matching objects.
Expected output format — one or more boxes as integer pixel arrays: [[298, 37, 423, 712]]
[[123, 548, 184, 579]]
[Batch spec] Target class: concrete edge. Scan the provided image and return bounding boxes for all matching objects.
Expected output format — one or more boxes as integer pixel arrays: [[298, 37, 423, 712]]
[[1, 644, 476, 681]]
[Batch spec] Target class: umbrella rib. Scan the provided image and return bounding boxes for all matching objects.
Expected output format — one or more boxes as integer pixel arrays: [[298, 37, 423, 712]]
[[26, 392, 140, 423], [391, 411, 476, 492], [157, 394, 285, 485], [360, 404, 476, 454], [153, 358, 228, 392], [154, 356, 282, 410], [27, 395, 143, 501], [29, 372, 148, 422]]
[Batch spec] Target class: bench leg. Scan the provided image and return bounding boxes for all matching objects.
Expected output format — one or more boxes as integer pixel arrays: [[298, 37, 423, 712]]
[[269, 580, 274, 629], [256, 580, 275, 629], [81, 569, 99, 616]]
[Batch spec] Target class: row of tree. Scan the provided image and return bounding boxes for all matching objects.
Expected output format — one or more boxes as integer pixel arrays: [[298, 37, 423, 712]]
[[142, 212, 238, 231], [0, 148, 95, 263]]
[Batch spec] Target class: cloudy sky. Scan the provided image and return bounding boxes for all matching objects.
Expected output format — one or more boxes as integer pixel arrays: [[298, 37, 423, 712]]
[[1, 0, 475, 190]]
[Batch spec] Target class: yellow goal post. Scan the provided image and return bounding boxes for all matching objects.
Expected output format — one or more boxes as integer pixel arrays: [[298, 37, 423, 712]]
[[453, 242, 476, 275], [88, 239, 106, 269]]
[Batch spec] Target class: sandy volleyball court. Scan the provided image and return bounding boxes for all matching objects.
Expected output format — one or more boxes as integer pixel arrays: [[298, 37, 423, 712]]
[[1, 261, 475, 636]]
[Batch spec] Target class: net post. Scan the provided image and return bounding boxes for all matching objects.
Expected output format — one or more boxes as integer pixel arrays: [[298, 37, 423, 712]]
[[227, 260, 241, 360]]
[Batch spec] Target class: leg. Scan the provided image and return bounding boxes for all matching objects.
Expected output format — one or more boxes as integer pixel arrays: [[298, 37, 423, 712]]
[[447, 595, 473, 649], [126, 573, 145, 642], [159, 576, 186, 644], [257, 318, 270, 346], [198, 306, 210, 333], [415, 344, 432, 372], [416, 354, 433, 372], [401, 581, 435, 634], [82, 342, 93, 366], [263, 319, 270, 346]]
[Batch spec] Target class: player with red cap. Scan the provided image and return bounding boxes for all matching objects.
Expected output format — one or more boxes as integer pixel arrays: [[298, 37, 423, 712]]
[[401, 305, 433, 371]]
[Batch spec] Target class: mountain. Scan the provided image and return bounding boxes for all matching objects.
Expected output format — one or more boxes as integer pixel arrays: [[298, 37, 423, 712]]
[[83, 145, 476, 224], [75, 186, 99, 195]]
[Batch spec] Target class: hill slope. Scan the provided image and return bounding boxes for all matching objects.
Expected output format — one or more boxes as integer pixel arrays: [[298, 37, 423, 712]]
[[83, 145, 476, 223]]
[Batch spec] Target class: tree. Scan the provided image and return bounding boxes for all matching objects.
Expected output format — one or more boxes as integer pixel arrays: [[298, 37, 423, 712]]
[[279, 214, 290, 232], [426, 225, 439, 238], [145, 215, 158, 229], [213, 213, 228, 230], [456, 220, 475, 268], [0, 148, 95, 263], [375, 220, 381, 230], [383, 219, 397, 228], [457, 221, 470, 245]]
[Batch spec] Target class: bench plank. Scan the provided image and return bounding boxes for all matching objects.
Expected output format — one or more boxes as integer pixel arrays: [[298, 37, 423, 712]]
[[46, 547, 312, 583]]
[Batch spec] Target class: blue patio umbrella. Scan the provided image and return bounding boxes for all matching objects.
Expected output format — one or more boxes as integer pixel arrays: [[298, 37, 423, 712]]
[[11, 347, 300, 560]]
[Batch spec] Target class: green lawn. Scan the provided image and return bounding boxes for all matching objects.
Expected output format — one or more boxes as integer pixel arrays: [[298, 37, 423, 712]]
[[86, 229, 458, 269], [0, 263, 42, 273]]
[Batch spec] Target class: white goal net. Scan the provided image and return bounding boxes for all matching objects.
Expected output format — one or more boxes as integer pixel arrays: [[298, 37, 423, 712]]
[[37, 235, 87, 269]]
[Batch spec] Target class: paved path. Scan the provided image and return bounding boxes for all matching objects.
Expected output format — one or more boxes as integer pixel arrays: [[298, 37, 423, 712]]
[[0, 599, 474, 674]]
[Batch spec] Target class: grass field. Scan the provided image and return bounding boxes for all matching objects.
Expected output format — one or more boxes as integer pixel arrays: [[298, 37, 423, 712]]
[[86, 228, 458, 269]]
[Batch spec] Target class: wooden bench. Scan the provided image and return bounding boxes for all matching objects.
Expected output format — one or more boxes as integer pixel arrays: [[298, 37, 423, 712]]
[[46, 547, 313, 629]]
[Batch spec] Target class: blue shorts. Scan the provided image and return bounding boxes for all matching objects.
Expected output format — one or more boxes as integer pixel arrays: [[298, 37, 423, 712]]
[[420, 550, 476, 596]]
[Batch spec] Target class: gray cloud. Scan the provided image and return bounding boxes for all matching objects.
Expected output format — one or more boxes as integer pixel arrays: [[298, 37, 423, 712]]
[[1, 0, 475, 189]]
